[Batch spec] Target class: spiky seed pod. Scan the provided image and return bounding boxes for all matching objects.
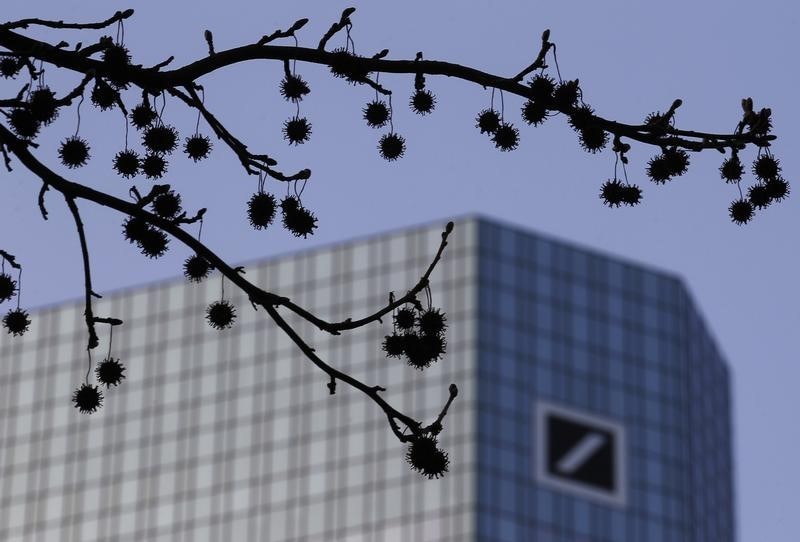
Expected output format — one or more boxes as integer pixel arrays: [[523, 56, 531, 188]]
[[493, 122, 519, 151], [281, 202, 318, 238], [328, 47, 370, 84], [101, 44, 131, 70], [663, 149, 689, 177], [113, 149, 140, 178], [406, 435, 449, 479], [9, 108, 40, 139], [644, 111, 666, 127], [130, 103, 157, 130], [394, 307, 417, 330], [247, 192, 277, 230], [152, 191, 182, 218], [567, 104, 594, 132], [58, 136, 91, 168], [600, 179, 626, 207], [0, 273, 16, 303], [553, 79, 580, 110], [363, 100, 390, 128], [3, 308, 30, 336], [378, 132, 406, 161], [279, 74, 310, 102], [183, 255, 212, 283], [141, 153, 167, 179], [90, 79, 117, 110], [752, 155, 780, 181], [764, 176, 790, 202], [28, 87, 58, 125], [402, 333, 434, 369], [143, 124, 179, 154], [280, 195, 300, 213], [418, 308, 447, 336], [622, 184, 643, 206], [475, 109, 501, 134], [122, 216, 149, 244], [646, 155, 672, 184], [729, 199, 754, 225], [137, 228, 169, 259], [719, 155, 744, 183], [0, 57, 20, 78], [102, 43, 132, 88], [382, 333, 406, 358], [283, 116, 312, 145], [748, 184, 771, 209], [410, 89, 436, 115], [72, 383, 103, 414], [529, 74, 555, 102], [95, 357, 126, 388], [184, 134, 212, 161], [521, 101, 548, 126], [579, 126, 608, 153], [417, 333, 446, 366], [206, 300, 236, 330]]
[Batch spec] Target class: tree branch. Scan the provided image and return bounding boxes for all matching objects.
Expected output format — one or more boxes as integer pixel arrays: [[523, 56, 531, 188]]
[[0, 123, 289, 313], [63, 194, 100, 350], [281, 221, 455, 334], [264, 302, 452, 443], [0, 120, 454, 446], [1, 9, 134, 31]]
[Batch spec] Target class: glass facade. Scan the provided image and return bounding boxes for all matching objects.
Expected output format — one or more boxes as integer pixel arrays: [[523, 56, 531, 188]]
[[475, 219, 734, 541], [0, 216, 734, 541]]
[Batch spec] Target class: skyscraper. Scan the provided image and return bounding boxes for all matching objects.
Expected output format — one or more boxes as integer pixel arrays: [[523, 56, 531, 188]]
[[0, 216, 734, 541]]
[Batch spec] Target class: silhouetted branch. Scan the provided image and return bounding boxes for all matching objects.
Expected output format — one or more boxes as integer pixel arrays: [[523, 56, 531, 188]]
[[0, 121, 452, 446], [63, 194, 101, 350], [318, 7, 356, 50], [281, 221, 455, 334], [512, 28, 553, 83], [0, 249, 21, 269], [0, 9, 134, 31], [258, 18, 309, 45], [264, 302, 452, 443], [38, 183, 48, 219], [0, 123, 289, 311]]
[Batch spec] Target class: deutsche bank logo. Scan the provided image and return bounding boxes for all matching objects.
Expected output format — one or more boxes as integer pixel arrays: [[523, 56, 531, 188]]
[[535, 401, 627, 506]]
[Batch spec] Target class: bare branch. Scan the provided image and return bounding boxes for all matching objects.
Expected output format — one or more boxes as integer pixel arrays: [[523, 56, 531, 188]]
[[38, 183, 48, 220], [282, 222, 455, 334], [0, 9, 134, 31], [512, 28, 553, 83], [0, 123, 289, 312], [258, 18, 309, 45], [63, 194, 100, 350], [263, 302, 450, 443], [0, 249, 21, 269], [318, 7, 356, 50]]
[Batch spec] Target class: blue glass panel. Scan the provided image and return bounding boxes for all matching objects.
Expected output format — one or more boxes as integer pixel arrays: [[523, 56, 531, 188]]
[[572, 282, 589, 308], [574, 500, 591, 535], [647, 519, 664, 542], [536, 272, 552, 298], [572, 313, 589, 343], [496, 516, 518, 542], [536, 490, 553, 522]]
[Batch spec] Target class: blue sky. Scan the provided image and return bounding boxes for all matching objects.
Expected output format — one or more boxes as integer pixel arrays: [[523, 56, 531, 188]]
[[1, 1, 798, 539]]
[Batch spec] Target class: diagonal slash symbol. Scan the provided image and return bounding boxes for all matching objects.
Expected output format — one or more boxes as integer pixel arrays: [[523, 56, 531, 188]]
[[556, 432, 607, 474]]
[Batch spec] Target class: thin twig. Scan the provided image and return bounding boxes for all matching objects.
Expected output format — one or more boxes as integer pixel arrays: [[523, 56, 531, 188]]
[[0, 9, 134, 31], [63, 194, 100, 350]]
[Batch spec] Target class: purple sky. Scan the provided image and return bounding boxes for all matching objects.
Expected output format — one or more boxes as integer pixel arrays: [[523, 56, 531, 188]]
[[2, 2, 798, 539]]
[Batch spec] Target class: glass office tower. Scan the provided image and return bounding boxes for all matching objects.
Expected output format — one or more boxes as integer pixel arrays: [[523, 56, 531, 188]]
[[0, 216, 734, 541]]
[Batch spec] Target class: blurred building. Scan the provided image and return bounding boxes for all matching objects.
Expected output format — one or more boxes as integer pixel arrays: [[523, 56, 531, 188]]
[[0, 216, 734, 541]]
